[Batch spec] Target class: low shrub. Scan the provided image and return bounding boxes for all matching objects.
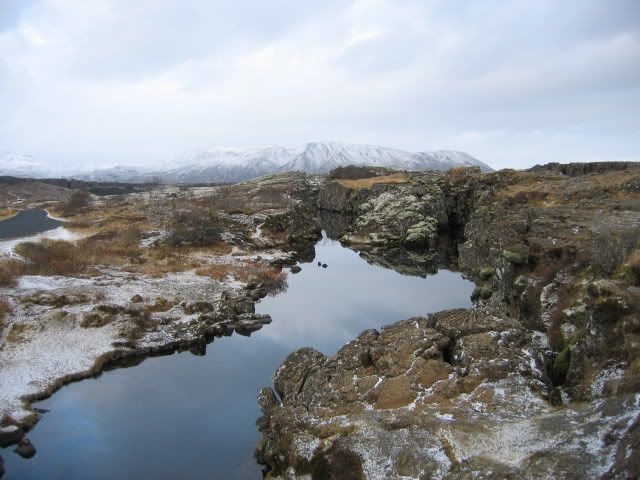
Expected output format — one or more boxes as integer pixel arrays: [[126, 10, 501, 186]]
[[0, 296, 11, 333], [0, 259, 27, 287], [551, 346, 571, 385], [61, 190, 91, 216], [164, 209, 223, 247], [15, 240, 87, 276], [616, 250, 640, 285], [589, 228, 640, 275]]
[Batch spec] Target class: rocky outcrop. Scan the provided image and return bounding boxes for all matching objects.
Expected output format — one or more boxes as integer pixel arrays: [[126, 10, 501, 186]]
[[528, 161, 640, 176], [258, 163, 640, 479], [256, 310, 640, 478]]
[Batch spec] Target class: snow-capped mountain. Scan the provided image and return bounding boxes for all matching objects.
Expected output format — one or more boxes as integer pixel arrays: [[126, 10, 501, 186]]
[[0, 151, 53, 178], [77, 142, 492, 183]]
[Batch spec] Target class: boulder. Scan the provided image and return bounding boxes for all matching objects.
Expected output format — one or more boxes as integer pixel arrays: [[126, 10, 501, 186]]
[[0, 425, 23, 448], [290, 265, 302, 274], [13, 438, 36, 459]]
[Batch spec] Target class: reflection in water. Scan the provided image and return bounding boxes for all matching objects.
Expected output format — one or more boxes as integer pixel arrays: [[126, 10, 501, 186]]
[[0, 209, 62, 240], [2, 235, 474, 480]]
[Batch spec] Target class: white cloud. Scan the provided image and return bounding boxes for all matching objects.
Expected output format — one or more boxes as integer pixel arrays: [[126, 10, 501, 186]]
[[0, 0, 638, 170]]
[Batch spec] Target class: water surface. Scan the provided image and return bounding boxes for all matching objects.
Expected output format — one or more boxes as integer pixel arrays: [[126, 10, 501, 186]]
[[2, 234, 474, 479], [0, 209, 62, 240]]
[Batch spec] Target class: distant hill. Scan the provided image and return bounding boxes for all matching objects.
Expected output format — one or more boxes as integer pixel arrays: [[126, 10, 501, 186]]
[[77, 142, 492, 183], [1, 143, 492, 184]]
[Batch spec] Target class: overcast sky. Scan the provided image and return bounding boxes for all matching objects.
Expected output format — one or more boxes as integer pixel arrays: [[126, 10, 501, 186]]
[[1, 0, 639, 170]]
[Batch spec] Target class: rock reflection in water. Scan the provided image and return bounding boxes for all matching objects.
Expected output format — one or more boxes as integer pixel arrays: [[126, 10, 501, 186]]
[[2, 233, 473, 480]]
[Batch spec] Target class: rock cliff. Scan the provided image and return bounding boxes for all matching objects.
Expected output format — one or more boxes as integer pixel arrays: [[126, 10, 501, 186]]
[[256, 165, 640, 479]]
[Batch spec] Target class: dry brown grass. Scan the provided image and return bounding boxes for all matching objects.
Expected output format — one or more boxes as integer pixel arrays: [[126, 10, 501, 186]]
[[0, 208, 18, 221], [617, 249, 640, 285], [335, 173, 410, 190], [196, 261, 286, 289], [0, 259, 28, 287], [494, 167, 640, 207], [195, 264, 233, 281], [5, 322, 34, 343], [0, 295, 12, 335], [12, 226, 144, 277]]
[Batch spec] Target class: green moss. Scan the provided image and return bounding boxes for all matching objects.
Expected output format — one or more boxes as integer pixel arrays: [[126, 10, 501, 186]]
[[615, 265, 640, 286], [478, 267, 494, 280], [579, 265, 595, 280], [471, 285, 493, 301], [502, 249, 527, 265], [551, 346, 571, 385]]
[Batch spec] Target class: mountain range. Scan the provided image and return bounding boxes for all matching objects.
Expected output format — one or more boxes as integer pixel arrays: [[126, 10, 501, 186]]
[[1, 143, 492, 183]]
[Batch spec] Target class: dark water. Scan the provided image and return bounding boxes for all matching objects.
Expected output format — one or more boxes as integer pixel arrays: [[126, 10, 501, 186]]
[[2, 234, 474, 479], [0, 209, 62, 240]]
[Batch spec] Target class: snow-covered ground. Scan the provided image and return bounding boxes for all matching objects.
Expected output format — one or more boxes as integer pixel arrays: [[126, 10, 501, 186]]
[[0, 266, 247, 424], [0, 227, 88, 257]]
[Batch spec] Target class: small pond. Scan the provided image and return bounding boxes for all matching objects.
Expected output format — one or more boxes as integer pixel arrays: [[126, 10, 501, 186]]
[[0, 209, 62, 240], [2, 233, 474, 479]]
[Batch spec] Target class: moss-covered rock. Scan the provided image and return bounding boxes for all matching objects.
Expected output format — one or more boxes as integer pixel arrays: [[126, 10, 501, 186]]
[[478, 267, 494, 280], [404, 218, 437, 248], [471, 285, 494, 301], [502, 249, 527, 265]]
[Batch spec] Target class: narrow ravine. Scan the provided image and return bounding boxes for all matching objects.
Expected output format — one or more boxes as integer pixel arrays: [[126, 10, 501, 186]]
[[2, 233, 474, 479]]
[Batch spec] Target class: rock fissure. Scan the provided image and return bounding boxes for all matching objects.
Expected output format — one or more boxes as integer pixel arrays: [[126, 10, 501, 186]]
[[256, 165, 640, 479]]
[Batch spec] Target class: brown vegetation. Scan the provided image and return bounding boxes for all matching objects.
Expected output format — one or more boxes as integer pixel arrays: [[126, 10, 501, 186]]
[[60, 190, 91, 216], [0, 259, 28, 287], [164, 209, 223, 247], [10, 225, 143, 277], [617, 249, 640, 286], [589, 227, 640, 276], [328, 165, 385, 180], [335, 173, 410, 190], [0, 208, 17, 220], [0, 295, 11, 335]]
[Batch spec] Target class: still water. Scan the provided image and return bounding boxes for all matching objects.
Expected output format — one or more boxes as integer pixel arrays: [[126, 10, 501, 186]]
[[0, 209, 62, 240], [2, 234, 474, 479]]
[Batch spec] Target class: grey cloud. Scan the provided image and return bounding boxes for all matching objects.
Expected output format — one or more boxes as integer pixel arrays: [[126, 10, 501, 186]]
[[0, 0, 638, 169]]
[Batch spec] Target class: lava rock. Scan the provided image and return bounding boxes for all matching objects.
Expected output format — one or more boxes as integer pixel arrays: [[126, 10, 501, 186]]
[[317, 261, 322, 266], [322, 263, 328, 268], [0, 425, 23, 448], [290, 265, 302, 274], [13, 439, 36, 459], [189, 342, 207, 356]]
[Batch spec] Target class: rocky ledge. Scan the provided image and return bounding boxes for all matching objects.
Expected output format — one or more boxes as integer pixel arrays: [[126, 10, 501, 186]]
[[256, 164, 640, 479], [256, 311, 639, 478]]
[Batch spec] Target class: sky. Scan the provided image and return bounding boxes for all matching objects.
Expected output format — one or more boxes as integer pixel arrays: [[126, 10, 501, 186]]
[[0, 0, 639, 170]]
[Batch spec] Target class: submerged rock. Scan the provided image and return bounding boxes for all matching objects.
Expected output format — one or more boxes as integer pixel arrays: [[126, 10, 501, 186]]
[[13, 438, 36, 459]]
